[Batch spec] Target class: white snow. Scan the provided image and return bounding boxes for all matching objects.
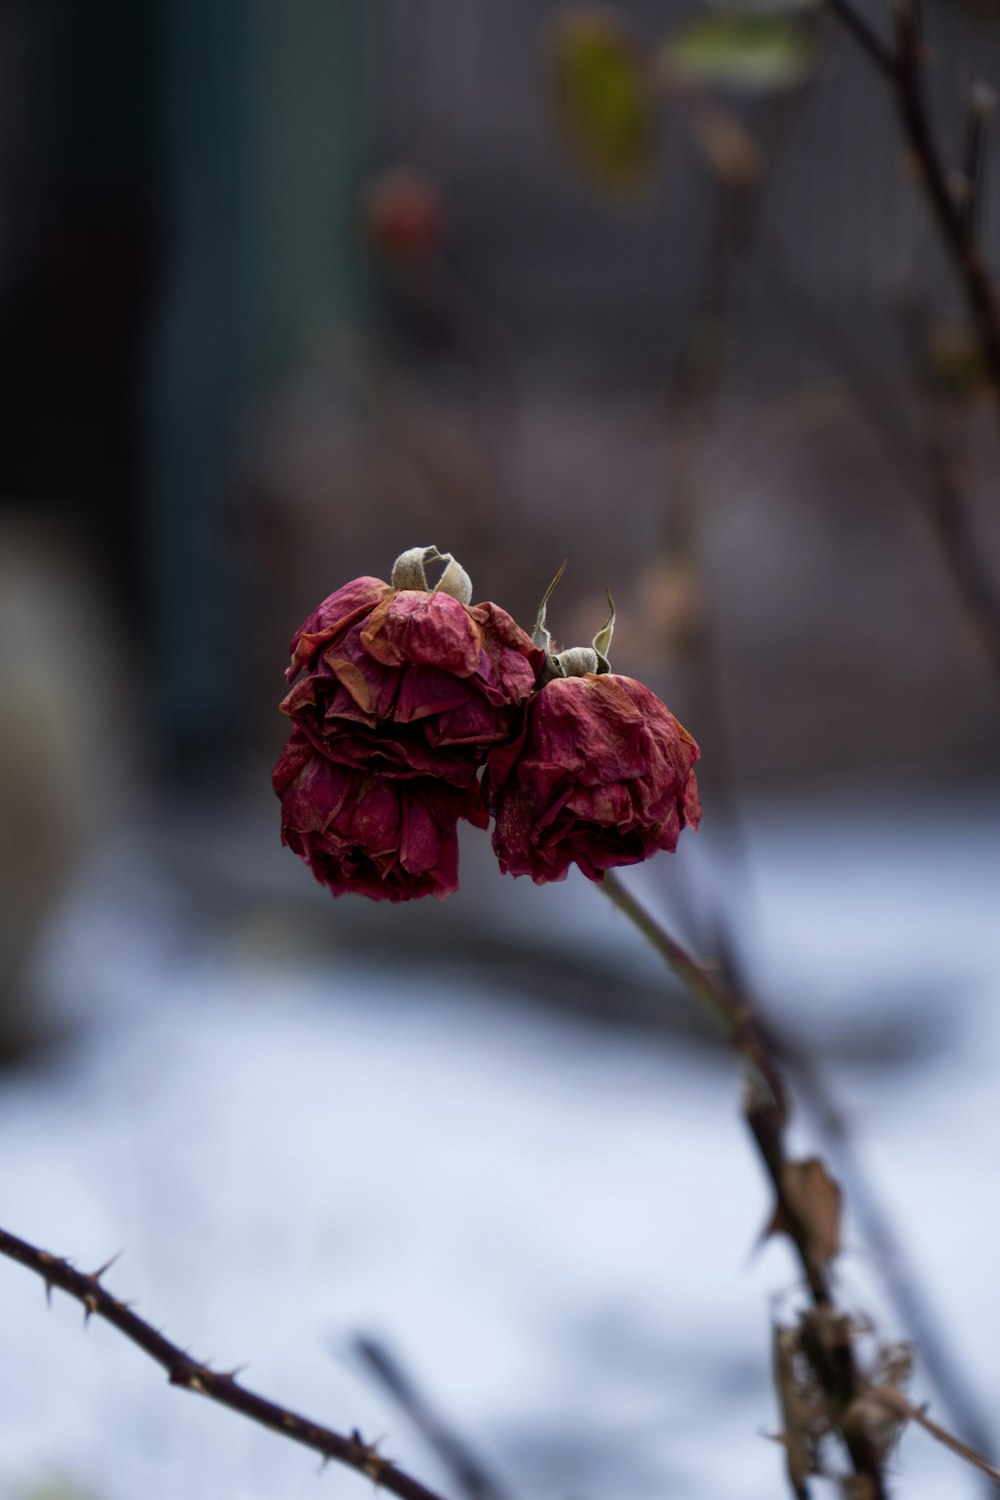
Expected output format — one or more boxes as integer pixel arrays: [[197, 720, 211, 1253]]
[[1, 790, 998, 1500]]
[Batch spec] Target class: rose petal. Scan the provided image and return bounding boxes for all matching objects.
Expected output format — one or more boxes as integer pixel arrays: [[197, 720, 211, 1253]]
[[488, 673, 700, 884]]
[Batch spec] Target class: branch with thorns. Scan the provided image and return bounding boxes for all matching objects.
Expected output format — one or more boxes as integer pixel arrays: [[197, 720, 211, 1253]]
[[0, 1225, 449, 1500]]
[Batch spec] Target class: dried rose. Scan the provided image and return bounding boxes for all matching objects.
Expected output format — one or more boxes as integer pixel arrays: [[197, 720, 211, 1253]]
[[280, 548, 543, 789], [487, 672, 701, 884], [274, 729, 486, 903]]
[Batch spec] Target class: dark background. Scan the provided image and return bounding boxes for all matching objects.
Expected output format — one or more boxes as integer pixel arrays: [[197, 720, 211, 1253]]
[[5, 0, 1000, 1039]]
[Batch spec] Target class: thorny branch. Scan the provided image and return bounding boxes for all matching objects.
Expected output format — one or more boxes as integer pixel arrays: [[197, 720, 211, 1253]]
[[599, 870, 1000, 1497], [0, 1225, 449, 1500]]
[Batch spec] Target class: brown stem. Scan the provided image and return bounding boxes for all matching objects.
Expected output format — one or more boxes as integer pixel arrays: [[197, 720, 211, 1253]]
[[599, 873, 887, 1496], [599, 870, 787, 1118], [0, 1225, 450, 1500], [960, 85, 993, 242], [823, 0, 894, 74], [923, 426, 1000, 688]]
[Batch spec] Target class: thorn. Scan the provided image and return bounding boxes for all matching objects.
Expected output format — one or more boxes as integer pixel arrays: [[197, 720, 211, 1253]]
[[218, 1363, 248, 1383], [90, 1249, 123, 1283], [43, 1280, 53, 1308], [169, 1358, 206, 1390], [82, 1292, 99, 1325], [349, 1430, 390, 1484]]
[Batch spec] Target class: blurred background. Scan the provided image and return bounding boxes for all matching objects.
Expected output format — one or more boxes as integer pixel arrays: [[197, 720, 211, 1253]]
[[2, 2, 1000, 1498]]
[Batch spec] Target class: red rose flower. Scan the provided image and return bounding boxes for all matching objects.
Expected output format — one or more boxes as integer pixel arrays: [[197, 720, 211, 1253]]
[[274, 730, 486, 903], [487, 672, 701, 884], [280, 576, 543, 788]]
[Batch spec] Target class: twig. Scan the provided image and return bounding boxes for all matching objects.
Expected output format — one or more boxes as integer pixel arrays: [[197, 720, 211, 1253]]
[[960, 85, 995, 242], [858, 1384, 1000, 1488], [921, 415, 1000, 690], [831, 0, 1000, 696], [823, 0, 894, 75], [825, 0, 1000, 412], [0, 1225, 449, 1500], [354, 1337, 509, 1500], [903, 1399, 1000, 1487], [759, 242, 1000, 699]]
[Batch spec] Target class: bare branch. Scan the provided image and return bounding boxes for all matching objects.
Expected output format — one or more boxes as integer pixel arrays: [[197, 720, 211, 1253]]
[[823, 0, 894, 75], [906, 1400, 1000, 1487], [355, 1337, 509, 1500], [825, 0, 1000, 418], [862, 1386, 1000, 1488], [0, 1225, 450, 1500], [960, 85, 995, 241]]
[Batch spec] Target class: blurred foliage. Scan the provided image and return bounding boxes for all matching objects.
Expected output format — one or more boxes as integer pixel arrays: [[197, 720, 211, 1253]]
[[549, 2, 821, 202], [549, 6, 656, 197], [662, 11, 819, 94]]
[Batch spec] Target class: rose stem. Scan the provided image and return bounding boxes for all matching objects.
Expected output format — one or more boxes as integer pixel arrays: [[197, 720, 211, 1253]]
[[597, 870, 889, 1497], [599, 870, 786, 1117]]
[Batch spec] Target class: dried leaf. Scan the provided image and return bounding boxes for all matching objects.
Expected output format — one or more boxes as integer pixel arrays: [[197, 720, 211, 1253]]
[[849, 1383, 913, 1467], [550, 7, 656, 197], [772, 1323, 814, 1495], [768, 1157, 842, 1269]]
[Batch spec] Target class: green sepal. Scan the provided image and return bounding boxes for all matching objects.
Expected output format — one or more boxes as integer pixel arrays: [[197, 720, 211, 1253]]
[[591, 588, 615, 672], [532, 559, 569, 655]]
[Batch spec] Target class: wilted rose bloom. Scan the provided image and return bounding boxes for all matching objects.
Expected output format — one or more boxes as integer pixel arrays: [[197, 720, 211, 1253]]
[[280, 577, 543, 787], [487, 673, 701, 884], [274, 730, 487, 902]]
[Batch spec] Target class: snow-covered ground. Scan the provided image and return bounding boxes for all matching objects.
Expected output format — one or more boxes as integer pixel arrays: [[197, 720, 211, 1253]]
[[0, 787, 998, 1500]]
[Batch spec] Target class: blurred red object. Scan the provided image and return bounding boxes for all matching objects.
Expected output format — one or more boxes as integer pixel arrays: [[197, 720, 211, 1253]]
[[361, 166, 446, 263]]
